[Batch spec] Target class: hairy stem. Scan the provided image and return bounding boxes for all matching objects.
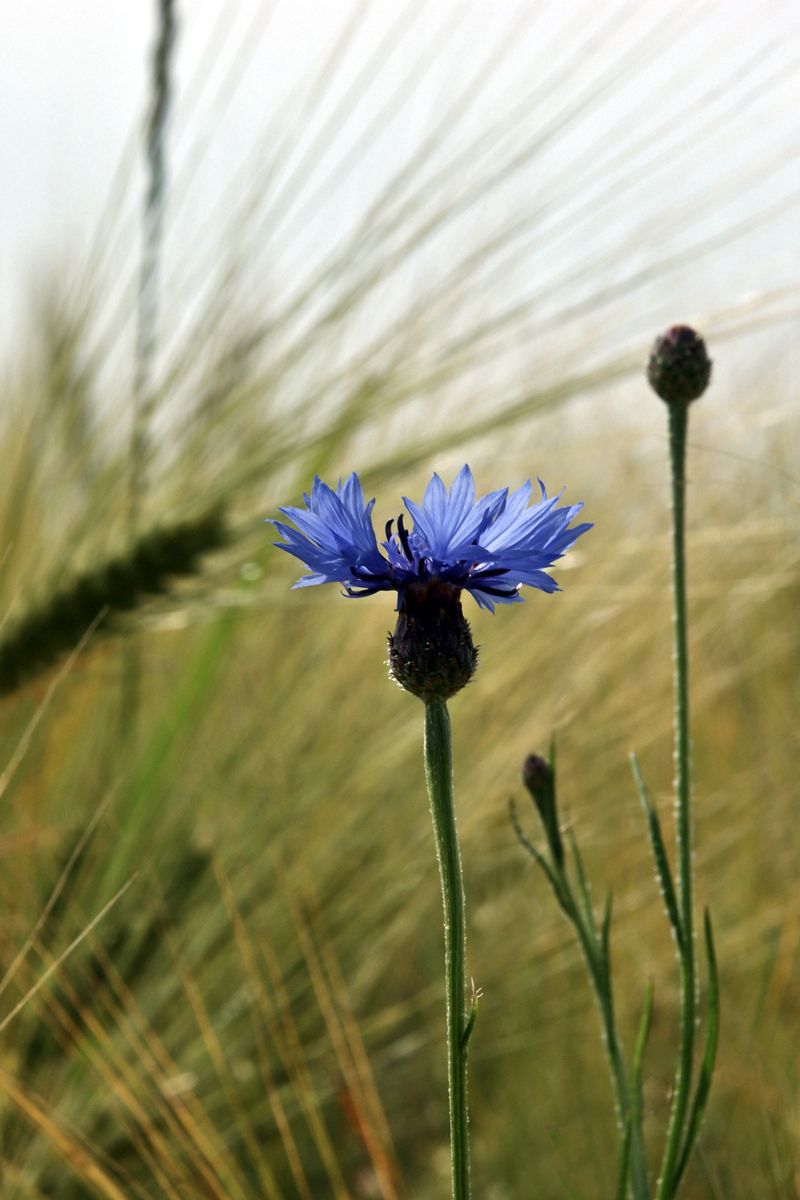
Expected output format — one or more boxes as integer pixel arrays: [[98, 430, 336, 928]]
[[566, 887, 649, 1199], [657, 398, 695, 1198], [424, 699, 470, 1200]]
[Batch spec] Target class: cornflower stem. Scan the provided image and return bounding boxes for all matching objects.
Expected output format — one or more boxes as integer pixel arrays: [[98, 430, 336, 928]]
[[582, 932, 649, 1199], [657, 398, 696, 1199], [424, 699, 471, 1200], [574, 916, 631, 1150], [557, 843, 649, 1199]]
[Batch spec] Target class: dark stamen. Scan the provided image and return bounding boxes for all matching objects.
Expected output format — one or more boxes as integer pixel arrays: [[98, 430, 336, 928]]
[[385, 518, 394, 541], [475, 583, 519, 599], [344, 584, 384, 598], [350, 565, 389, 582], [471, 566, 511, 580], [397, 513, 414, 562]]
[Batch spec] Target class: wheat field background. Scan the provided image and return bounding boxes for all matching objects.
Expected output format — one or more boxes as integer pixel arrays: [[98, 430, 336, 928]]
[[0, 3, 798, 1197]]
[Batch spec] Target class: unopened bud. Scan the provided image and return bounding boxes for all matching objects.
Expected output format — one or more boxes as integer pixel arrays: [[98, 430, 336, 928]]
[[647, 325, 712, 405], [522, 753, 552, 799], [522, 752, 563, 868]]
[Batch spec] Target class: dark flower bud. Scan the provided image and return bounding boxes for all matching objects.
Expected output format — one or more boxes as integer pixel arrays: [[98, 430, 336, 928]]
[[388, 580, 478, 702], [522, 752, 563, 868], [647, 325, 712, 404], [522, 753, 552, 799]]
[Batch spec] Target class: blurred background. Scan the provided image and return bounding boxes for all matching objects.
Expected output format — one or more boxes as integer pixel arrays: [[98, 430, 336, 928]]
[[0, 1, 798, 1196]]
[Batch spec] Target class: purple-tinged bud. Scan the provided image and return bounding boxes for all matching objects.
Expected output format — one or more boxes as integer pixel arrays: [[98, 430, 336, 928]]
[[522, 752, 563, 868], [522, 753, 552, 799], [647, 325, 712, 405], [388, 580, 478, 702]]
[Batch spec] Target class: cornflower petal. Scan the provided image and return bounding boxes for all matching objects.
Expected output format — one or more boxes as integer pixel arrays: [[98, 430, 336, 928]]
[[270, 474, 389, 589], [271, 464, 591, 605], [403, 469, 507, 559]]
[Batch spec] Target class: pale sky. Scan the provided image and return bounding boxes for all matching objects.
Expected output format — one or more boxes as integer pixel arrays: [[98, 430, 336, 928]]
[[2, 0, 799, 354]]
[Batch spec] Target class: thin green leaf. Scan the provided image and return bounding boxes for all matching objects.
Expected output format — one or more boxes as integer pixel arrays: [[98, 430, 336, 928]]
[[630, 752, 684, 955], [548, 732, 558, 777], [509, 798, 571, 916], [629, 980, 655, 1200], [601, 890, 614, 967], [614, 1116, 633, 1200], [672, 910, 720, 1189], [567, 829, 597, 946], [461, 986, 480, 1053]]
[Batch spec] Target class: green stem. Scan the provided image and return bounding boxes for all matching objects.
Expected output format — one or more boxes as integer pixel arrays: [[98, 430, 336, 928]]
[[568, 893, 649, 1199], [577, 918, 628, 1113], [657, 399, 696, 1199], [424, 699, 470, 1200]]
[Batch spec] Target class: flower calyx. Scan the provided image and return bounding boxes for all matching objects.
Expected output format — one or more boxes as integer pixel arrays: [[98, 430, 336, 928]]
[[388, 580, 478, 702]]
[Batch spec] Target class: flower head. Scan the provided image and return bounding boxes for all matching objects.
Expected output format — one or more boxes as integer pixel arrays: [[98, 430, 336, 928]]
[[271, 464, 591, 614], [272, 466, 591, 701]]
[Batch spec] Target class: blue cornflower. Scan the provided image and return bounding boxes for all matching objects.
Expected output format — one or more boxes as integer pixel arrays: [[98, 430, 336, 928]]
[[271, 464, 591, 612]]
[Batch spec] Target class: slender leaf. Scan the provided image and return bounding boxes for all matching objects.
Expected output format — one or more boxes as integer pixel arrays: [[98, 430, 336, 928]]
[[614, 1117, 633, 1200], [601, 890, 614, 968], [509, 799, 572, 916], [567, 829, 598, 948], [672, 910, 720, 1190], [629, 981, 654, 1200], [631, 752, 684, 955]]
